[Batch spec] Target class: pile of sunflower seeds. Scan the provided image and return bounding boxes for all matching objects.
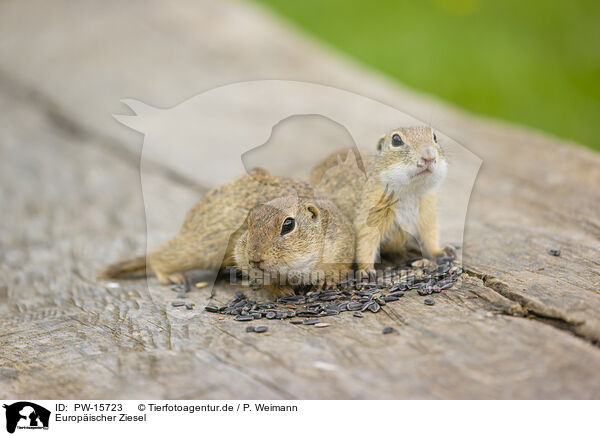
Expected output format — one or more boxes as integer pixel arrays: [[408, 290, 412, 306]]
[[204, 256, 462, 322]]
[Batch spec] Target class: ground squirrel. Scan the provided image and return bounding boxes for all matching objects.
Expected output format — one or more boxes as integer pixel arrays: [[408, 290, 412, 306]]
[[98, 168, 353, 297], [234, 195, 354, 297], [99, 168, 316, 285], [311, 126, 454, 277]]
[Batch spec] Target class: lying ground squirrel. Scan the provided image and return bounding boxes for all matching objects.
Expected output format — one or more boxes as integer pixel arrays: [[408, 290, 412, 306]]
[[99, 168, 315, 285], [99, 168, 354, 297], [311, 126, 455, 277], [234, 195, 354, 297]]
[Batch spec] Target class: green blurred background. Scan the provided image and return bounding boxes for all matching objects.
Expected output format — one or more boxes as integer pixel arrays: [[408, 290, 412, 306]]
[[253, 0, 600, 151]]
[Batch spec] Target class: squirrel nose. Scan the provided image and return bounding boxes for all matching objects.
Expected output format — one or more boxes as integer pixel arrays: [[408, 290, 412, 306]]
[[419, 156, 436, 167], [419, 146, 437, 167]]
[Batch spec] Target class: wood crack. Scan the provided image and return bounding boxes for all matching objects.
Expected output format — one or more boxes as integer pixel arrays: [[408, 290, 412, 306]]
[[463, 266, 600, 346], [0, 67, 208, 195]]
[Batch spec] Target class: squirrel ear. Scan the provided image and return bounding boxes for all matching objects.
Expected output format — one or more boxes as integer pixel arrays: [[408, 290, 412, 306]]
[[376, 135, 386, 152], [306, 204, 320, 220]]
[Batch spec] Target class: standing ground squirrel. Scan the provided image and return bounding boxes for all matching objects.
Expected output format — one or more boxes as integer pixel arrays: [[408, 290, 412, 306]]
[[311, 126, 454, 277], [98, 168, 354, 297], [234, 195, 354, 297]]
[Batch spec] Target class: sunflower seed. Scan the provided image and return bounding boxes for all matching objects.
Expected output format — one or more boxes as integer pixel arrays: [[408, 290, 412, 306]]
[[439, 281, 453, 290], [203, 257, 460, 322], [348, 302, 364, 311], [303, 319, 320, 325]]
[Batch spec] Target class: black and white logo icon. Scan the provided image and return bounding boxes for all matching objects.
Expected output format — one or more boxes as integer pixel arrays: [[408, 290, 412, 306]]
[[3, 402, 50, 434]]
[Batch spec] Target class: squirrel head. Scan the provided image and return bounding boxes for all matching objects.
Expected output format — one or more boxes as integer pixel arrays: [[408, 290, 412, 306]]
[[235, 196, 327, 280], [375, 126, 447, 193]]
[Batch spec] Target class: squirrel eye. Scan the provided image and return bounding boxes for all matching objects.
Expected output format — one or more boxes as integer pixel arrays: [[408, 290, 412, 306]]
[[433, 133, 438, 143], [391, 134, 404, 146], [281, 217, 295, 236]]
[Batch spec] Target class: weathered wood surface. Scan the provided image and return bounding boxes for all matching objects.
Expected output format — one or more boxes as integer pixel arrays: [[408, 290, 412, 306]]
[[1, 0, 600, 399]]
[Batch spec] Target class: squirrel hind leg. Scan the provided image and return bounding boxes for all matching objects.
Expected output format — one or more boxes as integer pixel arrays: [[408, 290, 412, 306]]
[[154, 271, 188, 287], [154, 271, 189, 286], [168, 272, 189, 286], [154, 270, 171, 286]]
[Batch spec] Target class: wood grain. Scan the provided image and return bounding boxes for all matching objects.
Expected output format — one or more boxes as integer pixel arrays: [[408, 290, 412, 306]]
[[0, 0, 599, 399]]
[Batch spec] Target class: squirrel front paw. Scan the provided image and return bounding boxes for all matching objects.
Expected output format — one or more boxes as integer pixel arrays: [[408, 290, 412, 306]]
[[435, 244, 457, 261], [357, 266, 377, 282]]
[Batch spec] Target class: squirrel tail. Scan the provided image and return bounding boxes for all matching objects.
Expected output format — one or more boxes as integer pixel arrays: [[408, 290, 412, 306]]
[[97, 255, 148, 279]]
